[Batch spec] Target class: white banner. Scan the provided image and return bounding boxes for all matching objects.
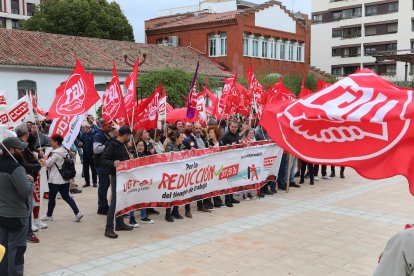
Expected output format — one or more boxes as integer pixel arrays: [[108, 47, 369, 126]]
[[49, 115, 84, 149], [115, 142, 283, 216], [0, 95, 36, 129]]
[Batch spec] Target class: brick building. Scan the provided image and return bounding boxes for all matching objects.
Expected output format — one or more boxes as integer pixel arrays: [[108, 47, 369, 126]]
[[145, 0, 310, 78]]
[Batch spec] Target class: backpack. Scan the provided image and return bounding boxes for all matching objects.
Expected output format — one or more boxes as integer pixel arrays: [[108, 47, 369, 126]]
[[55, 153, 76, 180]]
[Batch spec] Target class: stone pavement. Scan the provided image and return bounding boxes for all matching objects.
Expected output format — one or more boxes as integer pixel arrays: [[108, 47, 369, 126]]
[[25, 163, 414, 276]]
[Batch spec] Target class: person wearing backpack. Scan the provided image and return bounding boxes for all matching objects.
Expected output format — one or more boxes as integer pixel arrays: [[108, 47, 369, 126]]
[[39, 134, 83, 223]]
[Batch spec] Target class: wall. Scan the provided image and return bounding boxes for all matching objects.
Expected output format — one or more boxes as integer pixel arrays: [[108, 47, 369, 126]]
[[255, 5, 297, 34]]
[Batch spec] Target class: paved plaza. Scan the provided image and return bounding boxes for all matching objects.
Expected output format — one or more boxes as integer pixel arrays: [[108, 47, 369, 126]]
[[25, 163, 414, 276]]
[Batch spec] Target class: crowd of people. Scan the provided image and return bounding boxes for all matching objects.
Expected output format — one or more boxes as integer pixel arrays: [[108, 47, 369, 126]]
[[0, 114, 346, 275]]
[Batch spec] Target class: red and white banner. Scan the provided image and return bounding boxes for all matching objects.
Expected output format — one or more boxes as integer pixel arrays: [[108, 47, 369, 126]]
[[115, 141, 283, 216], [48, 58, 100, 118], [124, 58, 139, 110], [0, 91, 7, 111], [4, 95, 36, 129], [260, 68, 414, 195], [49, 115, 84, 149]]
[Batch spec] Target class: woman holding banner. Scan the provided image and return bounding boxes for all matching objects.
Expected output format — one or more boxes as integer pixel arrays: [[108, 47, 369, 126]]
[[164, 130, 192, 222]]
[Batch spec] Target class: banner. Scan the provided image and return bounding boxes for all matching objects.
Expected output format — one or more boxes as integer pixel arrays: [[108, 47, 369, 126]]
[[6, 95, 36, 129], [49, 115, 84, 149], [115, 141, 283, 216]]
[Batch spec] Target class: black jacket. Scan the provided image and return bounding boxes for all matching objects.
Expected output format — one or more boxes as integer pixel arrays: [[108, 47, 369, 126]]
[[220, 130, 241, 146], [100, 138, 130, 175]]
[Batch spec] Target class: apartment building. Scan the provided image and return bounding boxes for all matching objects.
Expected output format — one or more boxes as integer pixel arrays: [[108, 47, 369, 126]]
[[0, 0, 40, 29], [311, 0, 414, 80], [146, 0, 310, 77]]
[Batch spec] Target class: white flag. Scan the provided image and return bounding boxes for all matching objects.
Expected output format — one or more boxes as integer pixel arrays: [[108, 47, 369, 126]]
[[6, 95, 36, 129], [49, 115, 84, 149]]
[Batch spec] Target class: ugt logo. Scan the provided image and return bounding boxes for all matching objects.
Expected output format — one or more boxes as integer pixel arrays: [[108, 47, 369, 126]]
[[278, 83, 412, 163]]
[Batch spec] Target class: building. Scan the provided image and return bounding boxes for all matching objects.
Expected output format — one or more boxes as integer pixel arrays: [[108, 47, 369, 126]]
[[0, 0, 40, 29], [146, 0, 310, 78], [311, 0, 414, 80], [0, 29, 230, 113]]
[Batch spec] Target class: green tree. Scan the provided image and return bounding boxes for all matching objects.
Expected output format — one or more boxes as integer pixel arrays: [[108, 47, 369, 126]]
[[139, 69, 221, 108], [20, 0, 134, 41]]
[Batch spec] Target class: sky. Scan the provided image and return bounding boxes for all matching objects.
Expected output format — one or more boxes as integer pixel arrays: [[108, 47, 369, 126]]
[[114, 0, 311, 43]]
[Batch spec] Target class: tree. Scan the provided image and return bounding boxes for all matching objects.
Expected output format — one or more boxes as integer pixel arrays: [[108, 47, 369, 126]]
[[21, 0, 134, 41]]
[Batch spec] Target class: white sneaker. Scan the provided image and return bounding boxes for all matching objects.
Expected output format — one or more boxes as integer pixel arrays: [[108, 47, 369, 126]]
[[34, 219, 48, 229], [73, 213, 83, 222], [31, 224, 39, 232], [140, 217, 154, 224], [41, 215, 53, 221], [322, 175, 332, 180], [314, 176, 320, 181]]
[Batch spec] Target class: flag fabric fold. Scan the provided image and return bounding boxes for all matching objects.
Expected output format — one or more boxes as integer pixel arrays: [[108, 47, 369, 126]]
[[102, 63, 127, 124]]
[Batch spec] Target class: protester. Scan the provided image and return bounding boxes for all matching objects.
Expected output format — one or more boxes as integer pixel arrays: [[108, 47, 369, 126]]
[[100, 126, 134, 238], [0, 137, 34, 276], [165, 130, 191, 222], [79, 124, 97, 188], [220, 119, 241, 207], [40, 134, 83, 223], [30, 124, 50, 152], [93, 120, 112, 215], [148, 128, 165, 154]]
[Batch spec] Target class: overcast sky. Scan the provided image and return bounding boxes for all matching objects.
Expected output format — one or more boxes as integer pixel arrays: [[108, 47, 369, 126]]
[[114, 0, 311, 43]]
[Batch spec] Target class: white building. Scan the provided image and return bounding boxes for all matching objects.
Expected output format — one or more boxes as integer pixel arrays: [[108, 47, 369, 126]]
[[0, 0, 40, 29], [311, 0, 414, 81]]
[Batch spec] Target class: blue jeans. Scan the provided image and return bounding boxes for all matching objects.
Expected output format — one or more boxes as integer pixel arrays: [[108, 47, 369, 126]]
[[47, 183, 79, 216], [96, 166, 110, 211], [129, 209, 148, 221], [284, 156, 297, 184], [106, 175, 123, 230], [277, 153, 288, 189]]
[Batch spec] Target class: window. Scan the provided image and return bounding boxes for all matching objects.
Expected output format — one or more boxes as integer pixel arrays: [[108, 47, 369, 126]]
[[343, 66, 359, 76], [366, 6, 377, 16], [12, 20, 19, 30], [208, 34, 216, 57], [243, 34, 249, 56], [387, 23, 398, 34], [365, 26, 377, 36], [385, 64, 396, 75], [297, 46, 302, 61], [332, 48, 341, 57], [17, 80, 37, 99], [270, 40, 275, 59], [332, 29, 341, 38], [412, 20, 414, 32], [262, 40, 268, 58], [11, 0, 20, 14], [0, 1, 2, 12], [312, 14, 322, 23], [342, 27, 361, 39], [252, 36, 259, 57], [386, 43, 397, 51], [410, 63, 414, 75], [365, 46, 376, 56], [288, 44, 294, 60], [331, 67, 342, 75], [332, 11, 342, 21], [0, 18, 5, 28], [280, 43, 285, 60], [220, 32, 227, 56], [342, 7, 361, 19], [388, 2, 398, 13], [27, 3, 36, 16]]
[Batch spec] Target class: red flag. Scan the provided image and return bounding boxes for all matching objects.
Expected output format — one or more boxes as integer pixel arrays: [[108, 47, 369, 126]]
[[48, 58, 100, 118], [215, 75, 237, 120], [268, 77, 296, 103], [235, 83, 251, 116], [298, 71, 312, 98], [260, 68, 414, 195], [247, 65, 265, 118], [30, 92, 47, 117], [316, 78, 332, 92], [196, 89, 207, 122], [204, 87, 218, 106], [124, 58, 139, 110], [102, 64, 127, 124], [186, 62, 200, 119], [132, 84, 162, 131]]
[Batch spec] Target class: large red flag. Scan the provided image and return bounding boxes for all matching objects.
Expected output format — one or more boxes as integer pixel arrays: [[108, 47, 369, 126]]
[[235, 82, 251, 116], [102, 64, 127, 124], [124, 58, 139, 110], [133, 84, 162, 131], [186, 62, 200, 119], [260, 68, 414, 195], [215, 75, 236, 120], [48, 58, 100, 118]]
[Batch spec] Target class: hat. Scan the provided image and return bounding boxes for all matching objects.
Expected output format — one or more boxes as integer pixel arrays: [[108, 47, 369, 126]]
[[14, 124, 29, 137], [118, 126, 132, 136], [1, 137, 28, 150]]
